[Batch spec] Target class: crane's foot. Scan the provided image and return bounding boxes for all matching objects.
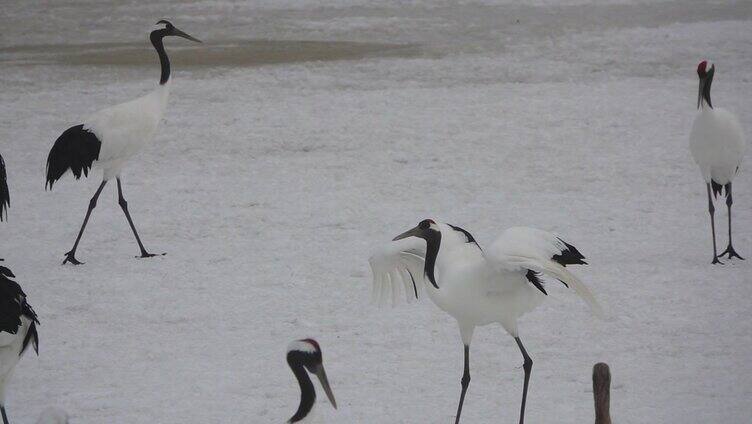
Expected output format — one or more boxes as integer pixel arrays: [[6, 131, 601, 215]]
[[62, 251, 84, 265], [711, 255, 724, 265], [136, 251, 166, 259], [719, 245, 744, 260]]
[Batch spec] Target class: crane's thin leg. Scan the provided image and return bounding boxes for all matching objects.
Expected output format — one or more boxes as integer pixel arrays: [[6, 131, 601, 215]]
[[514, 337, 533, 424], [1, 405, 10, 424], [707, 184, 723, 265], [454, 344, 471, 424], [117, 178, 162, 259], [63, 180, 107, 265], [719, 183, 744, 260]]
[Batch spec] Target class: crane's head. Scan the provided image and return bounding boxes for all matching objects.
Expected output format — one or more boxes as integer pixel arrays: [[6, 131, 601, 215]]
[[392, 219, 440, 242], [152, 20, 202, 43], [287, 339, 337, 409], [696, 60, 714, 109], [393, 219, 442, 289]]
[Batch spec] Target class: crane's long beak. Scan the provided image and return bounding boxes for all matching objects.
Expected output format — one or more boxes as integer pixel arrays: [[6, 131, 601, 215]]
[[314, 364, 337, 409], [393, 226, 421, 241], [174, 28, 202, 43]]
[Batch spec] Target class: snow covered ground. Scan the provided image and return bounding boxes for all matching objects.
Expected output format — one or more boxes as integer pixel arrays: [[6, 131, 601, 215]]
[[1, 1, 751, 423]]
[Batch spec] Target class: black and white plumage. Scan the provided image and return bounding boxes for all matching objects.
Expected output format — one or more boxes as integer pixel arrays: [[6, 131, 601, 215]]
[[370, 220, 602, 424], [0, 265, 40, 424], [45, 20, 201, 265], [286, 339, 337, 423], [689, 60, 746, 264], [0, 154, 8, 222]]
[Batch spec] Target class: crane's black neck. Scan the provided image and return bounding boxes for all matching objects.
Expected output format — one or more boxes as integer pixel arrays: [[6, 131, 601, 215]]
[[699, 69, 714, 110], [701, 76, 712, 109], [423, 230, 441, 289], [288, 359, 315, 423], [150, 29, 171, 85]]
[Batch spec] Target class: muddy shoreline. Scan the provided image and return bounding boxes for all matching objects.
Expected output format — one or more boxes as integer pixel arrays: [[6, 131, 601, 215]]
[[0, 39, 424, 67]]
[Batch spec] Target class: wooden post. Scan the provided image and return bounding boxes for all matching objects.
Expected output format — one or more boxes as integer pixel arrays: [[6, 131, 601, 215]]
[[592, 363, 611, 424]]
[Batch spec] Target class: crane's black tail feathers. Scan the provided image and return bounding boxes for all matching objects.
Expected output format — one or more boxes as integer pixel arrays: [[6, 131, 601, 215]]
[[526, 239, 587, 295], [0, 153, 8, 221], [711, 180, 725, 199], [552, 239, 587, 266], [0, 264, 40, 355], [46, 124, 101, 190], [21, 310, 40, 356]]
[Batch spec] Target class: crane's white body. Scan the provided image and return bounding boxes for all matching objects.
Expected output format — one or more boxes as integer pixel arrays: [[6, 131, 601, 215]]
[[46, 21, 200, 264], [689, 107, 745, 185], [0, 316, 33, 406], [84, 81, 171, 180], [370, 223, 602, 343]]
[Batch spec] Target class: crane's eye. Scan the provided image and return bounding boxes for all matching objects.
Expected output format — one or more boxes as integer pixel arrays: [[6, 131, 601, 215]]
[[419, 220, 432, 230]]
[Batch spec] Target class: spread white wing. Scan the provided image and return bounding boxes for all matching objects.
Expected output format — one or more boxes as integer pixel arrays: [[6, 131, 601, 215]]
[[485, 226, 604, 317], [368, 237, 427, 306]]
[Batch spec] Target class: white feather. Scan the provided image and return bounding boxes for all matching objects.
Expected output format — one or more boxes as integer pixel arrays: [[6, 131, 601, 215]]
[[486, 226, 603, 317], [287, 340, 317, 354], [0, 316, 33, 405], [368, 237, 426, 306], [85, 82, 171, 180], [368, 222, 602, 341], [689, 107, 745, 185]]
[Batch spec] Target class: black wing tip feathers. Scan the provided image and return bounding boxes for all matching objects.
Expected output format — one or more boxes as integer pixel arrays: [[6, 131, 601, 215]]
[[526, 270, 547, 295], [21, 319, 40, 356], [552, 238, 587, 266], [46, 124, 101, 190], [405, 268, 419, 300], [0, 265, 15, 278], [0, 265, 40, 355], [710, 180, 730, 199]]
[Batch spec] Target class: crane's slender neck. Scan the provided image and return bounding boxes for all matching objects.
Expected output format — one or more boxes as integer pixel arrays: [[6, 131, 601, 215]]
[[150, 30, 170, 85], [288, 361, 315, 423], [423, 231, 441, 289], [699, 74, 713, 110]]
